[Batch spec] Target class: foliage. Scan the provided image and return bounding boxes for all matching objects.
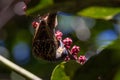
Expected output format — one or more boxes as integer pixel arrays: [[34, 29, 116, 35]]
[[0, 0, 120, 80]]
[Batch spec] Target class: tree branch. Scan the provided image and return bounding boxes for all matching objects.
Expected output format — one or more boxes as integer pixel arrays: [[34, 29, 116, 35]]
[[0, 55, 42, 80]]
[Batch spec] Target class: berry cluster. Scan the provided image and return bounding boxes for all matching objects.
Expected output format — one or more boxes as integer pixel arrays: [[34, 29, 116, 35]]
[[32, 21, 86, 64], [55, 30, 87, 64]]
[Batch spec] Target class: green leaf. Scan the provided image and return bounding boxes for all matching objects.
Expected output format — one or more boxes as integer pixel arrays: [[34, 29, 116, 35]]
[[77, 6, 120, 19], [114, 69, 120, 80], [51, 62, 70, 80], [26, 0, 53, 15], [72, 39, 120, 80], [51, 61, 81, 80]]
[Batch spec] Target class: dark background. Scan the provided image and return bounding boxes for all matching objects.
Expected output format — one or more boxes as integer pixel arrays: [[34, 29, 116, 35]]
[[0, 0, 120, 80]]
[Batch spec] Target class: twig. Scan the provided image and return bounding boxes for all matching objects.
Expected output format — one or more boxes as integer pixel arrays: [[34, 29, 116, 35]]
[[0, 55, 42, 80]]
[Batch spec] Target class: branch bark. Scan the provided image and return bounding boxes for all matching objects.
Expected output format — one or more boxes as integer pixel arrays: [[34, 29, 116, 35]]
[[0, 55, 42, 80]]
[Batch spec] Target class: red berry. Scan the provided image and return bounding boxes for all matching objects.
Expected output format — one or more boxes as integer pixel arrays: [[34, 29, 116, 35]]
[[77, 55, 86, 64], [71, 45, 80, 55], [66, 45, 71, 49], [55, 30, 63, 40], [63, 37, 72, 49], [64, 56, 70, 61], [32, 21, 39, 28]]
